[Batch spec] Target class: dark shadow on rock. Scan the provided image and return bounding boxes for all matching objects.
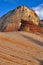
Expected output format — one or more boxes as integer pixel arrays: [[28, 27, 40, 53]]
[[33, 57, 43, 65], [20, 34, 43, 47]]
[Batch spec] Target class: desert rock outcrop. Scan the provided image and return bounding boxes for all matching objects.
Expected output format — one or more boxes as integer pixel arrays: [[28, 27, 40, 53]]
[[0, 6, 40, 32]]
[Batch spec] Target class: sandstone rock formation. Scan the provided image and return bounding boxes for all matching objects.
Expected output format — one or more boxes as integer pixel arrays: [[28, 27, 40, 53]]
[[0, 6, 43, 65], [18, 20, 43, 33], [0, 5, 40, 32], [0, 32, 43, 65]]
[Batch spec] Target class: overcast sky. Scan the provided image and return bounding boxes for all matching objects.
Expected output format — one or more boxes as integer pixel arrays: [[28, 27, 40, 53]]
[[0, 0, 43, 19]]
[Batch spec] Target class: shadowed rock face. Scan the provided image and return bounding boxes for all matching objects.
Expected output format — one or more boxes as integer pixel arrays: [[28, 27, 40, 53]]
[[0, 5, 40, 32], [19, 20, 43, 33], [39, 20, 43, 27]]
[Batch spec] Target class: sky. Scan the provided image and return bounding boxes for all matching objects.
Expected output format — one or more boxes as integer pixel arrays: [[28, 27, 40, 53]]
[[0, 0, 43, 19]]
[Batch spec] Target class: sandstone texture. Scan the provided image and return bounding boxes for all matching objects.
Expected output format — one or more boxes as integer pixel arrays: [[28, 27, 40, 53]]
[[0, 6, 40, 32], [0, 32, 43, 65]]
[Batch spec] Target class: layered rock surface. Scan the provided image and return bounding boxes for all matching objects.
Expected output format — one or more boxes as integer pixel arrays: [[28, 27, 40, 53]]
[[0, 32, 43, 65]]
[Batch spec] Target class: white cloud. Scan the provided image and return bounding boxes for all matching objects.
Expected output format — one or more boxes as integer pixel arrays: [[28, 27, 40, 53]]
[[32, 4, 43, 20]]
